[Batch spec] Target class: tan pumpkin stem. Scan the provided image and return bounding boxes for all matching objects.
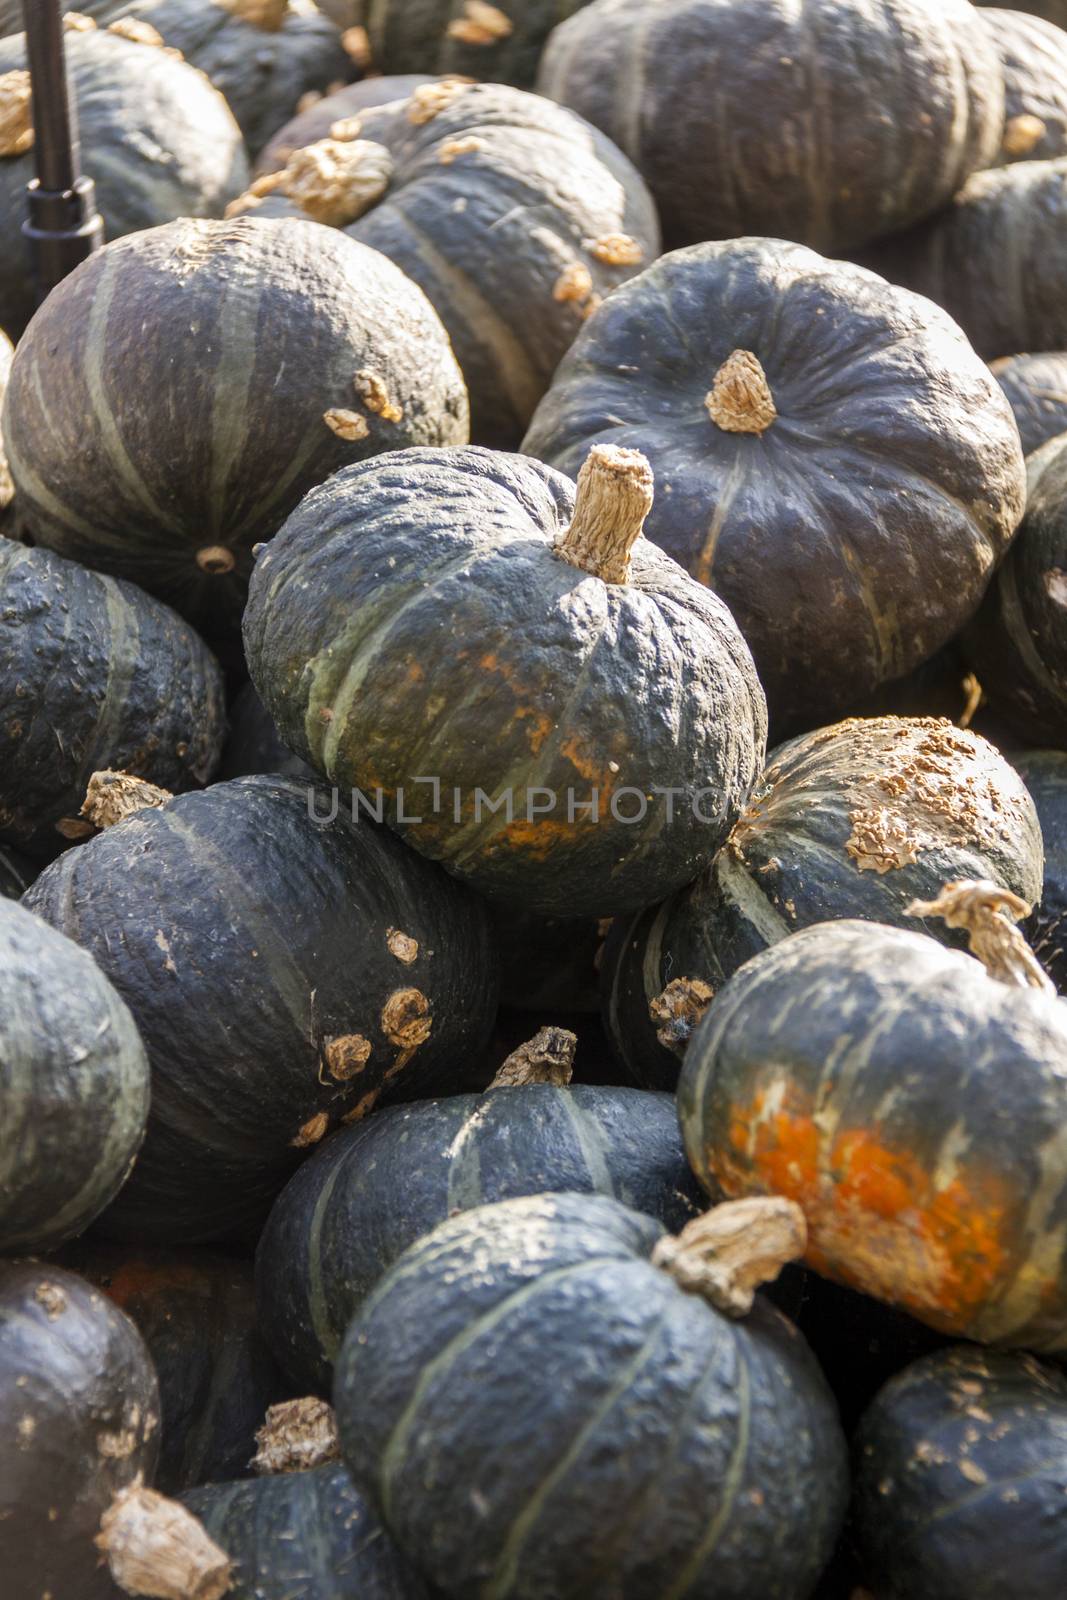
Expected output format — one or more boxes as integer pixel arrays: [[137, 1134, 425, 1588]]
[[96, 1479, 232, 1600], [0, 70, 34, 158], [487, 1026, 577, 1089], [1003, 114, 1045, 159], [906, 879, 1053, 994], [651, 1197, 807, 1318], [281, 138, 394, 227], [250, 1397, 340, 1475], [555, 444, 654, 585], [213, 0, 290, 31], [705, 350, 777, 435], [82, 771, 173, 830], [196, 544, 236, 574], [649, 977, 714, 1055]]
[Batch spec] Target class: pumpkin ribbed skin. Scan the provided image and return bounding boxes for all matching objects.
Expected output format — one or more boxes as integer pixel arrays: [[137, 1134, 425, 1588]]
[[0, 898, 149, 1255], [538, 0, 1003, 252], [0, 28, 247, 341], [182, 1464, 429, 1600], [256, 1082, 703, 1391], [853, 1346, 1067, 1600], [255, 74, 435, 176], [990, 351, 1067, 455], [3, 217, 468, 638], [679, 918, 1067, 1349], [23, 774, 498, 1243], [0, 1261, 160, 1600], [244, 446, 767, 917], [1015, 750, 1067, 989], [523, 239, 1026, 730], [336, 1192, 848, 1600], [603, 716, 1044, 1088], [0, 539, 226, 857], [985, 9, 1067, 165]]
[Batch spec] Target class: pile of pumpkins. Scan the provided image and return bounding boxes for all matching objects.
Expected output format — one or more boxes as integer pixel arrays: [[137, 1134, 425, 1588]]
[[4, 1, 1067, 1597]]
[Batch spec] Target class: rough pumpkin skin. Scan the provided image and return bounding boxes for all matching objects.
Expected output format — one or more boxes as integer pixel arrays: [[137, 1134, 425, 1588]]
[[679, 918, 1067, 1350], [3, 216, 469, 638], [1015, 749, 1067, 990], [255, 74, 436, 176], [983, 8, 1067, 165], [990, 350, 1067, 456], [523, 238, 1026, 731], [853, 1345, 1067, 1600], [602, 715, 1044, 1088]]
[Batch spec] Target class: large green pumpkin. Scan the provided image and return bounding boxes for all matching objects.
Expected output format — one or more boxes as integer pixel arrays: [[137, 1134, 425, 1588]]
[[990, 351, 1067, 455], [524, 238, 1027, 730], [984, 8, 1067, 165]]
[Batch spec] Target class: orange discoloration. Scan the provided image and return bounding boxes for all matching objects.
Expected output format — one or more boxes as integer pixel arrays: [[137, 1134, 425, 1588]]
[[477, 652, 554, 754], [493, 818, 580, 861], [97, 1261, 209, 1311]]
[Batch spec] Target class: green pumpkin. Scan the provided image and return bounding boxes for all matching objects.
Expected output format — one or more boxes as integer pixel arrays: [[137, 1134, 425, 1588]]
[[990, 351, 1067, 455], [984, 8, 1067, 165], [1016, 749, 1067, 989], [254, 73, 436, 176]]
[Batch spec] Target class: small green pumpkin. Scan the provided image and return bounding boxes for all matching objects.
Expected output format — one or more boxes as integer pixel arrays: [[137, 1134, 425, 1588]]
[[984, 8, 1067, 164], [1015, 749, 1067, 988], [990, 351, 1067, 455]]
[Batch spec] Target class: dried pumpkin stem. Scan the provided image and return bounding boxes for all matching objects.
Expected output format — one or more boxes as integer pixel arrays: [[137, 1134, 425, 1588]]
[[705, 350, 777, 435], [251, 1397, 340, 1475], [196, 545, 235, 575], [82, 771, 173, 830], [96, 1480, 232, 1600], [213, 0, 290, 31], [555, 444, 654, 584], [649, 977, 714, 1056], [651, 1197, 807, 1318], [487, 1026, 577, 1089], [0, 69, 34, 158], [281, 138, 394, 227], [906, 879, 1054, 994]]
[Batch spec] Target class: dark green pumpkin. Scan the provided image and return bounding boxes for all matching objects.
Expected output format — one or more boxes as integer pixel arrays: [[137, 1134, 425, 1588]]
[[0, 538, 226, 858], [244, 444, 767, 917], [3, 216, 468, 637], [990, 351, 1067, 455], [1015, 749, 1067, 988], [603, 715, 1044, 1089], [679, 916, 1067, 1349], [0, 1260, 160, 1600], [254, 73, 436, 177], [537, 0, 1003, 252], [853, 1346, 1067, 1600], [0, 897, 149, 1255], [256, 1073, 704, 1391], [985, 8, 1067, 164], [23, 774, 498, 1243], [523, 238, 1026, 731], [335, 1191, 849, 1599], [0, 26, 247, 341], [218, 681, 315, 784]]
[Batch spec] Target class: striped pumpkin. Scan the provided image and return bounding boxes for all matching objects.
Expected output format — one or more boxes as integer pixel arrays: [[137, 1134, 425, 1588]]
[[990, 351, 1067, 456], [254, 73, 436, 177]]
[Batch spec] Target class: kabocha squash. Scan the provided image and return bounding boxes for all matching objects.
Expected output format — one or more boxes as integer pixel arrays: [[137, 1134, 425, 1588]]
[[537, 0, 1003, 252], [0, 897, 149, 1255], [254, 73, 435, 176], [1015, 750, 1067, 988], [244, 444, 767, 917], [256, 1027, 703, 1391], [0, 1260, 160, 1600], [678, 891, 1067, 1349], [990, 351, 1067, 455], [602, 716, 1044, 1089], [0, 539, 226, 858], [984, 8, 1067, 164], [334, 1191, 849, 1600], [523, 239, 1026, 730], [853, 1346, 1067, 1600], [3, 216, 468, 638], [0, 25, 247, 341], [232, 82, 660, 446], [218, 681, 315, 783], [23, 773, 498, 1243]]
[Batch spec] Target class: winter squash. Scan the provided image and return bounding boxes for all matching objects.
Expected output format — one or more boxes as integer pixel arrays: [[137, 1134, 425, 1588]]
[[181, 1463, 429, 1599], [679, 888, 1067, 1349], [963, 433, 1067, 743], [0, 1260, 160, 1600], [0, 897, 149, 1255], [231, 82, 660, 445], [1015, 749, 1067, 988], [244, 443, 767, 917], [0, 25, 247, 341], [3, 216, 468, 638], [334, 1190, 849, 1599], [602, 716, 1044, 1088], [990, 351, 1067, 455], [23, 773, 498, 1242], [256, 1026, 703, 1390], [254, 73, 435, 176], [0, 539, 226, 857], [59, 1244, 292, 1494], [854, 1345, 1067, 1600], [537, 0, 1003, 252], [523, 239, 1026, 730], [984, 8, 1067, 164], [218, 682, 315, 783]]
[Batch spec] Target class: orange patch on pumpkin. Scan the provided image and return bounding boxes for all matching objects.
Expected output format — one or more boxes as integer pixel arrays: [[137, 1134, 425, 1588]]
[[96, 1260, 208, 1310], [494, 817, 580, 860], [477, 652, 554, 754]]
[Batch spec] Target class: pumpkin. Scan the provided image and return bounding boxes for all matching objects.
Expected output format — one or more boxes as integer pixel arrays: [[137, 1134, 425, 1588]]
[[523, 238, 1026, 731], [978, 0, 1067, 26], [23, 773, 498, 1243], [0, 1260, 160, 1600], [678, 890, 1067, 1349], [0, 538, 226, 858], [0, 842, 32, 896], [334, 1191, 848, 1599], [244, 443, 767, 917], [537, 0, 1003, 252], [991, 351, 1067, 455], [0, 326, 12, 522], [602, 715, 1044, 1089], [254, 73, 435, 176], [853, 1345, 1067, 1600], [58, 1244, 293, 1495], [984, 8, 1067, 164], [232, 81, 660, 446], [218, 681, 315, 784], [0, 25, 247, 341], [3, 216, 468, 638], [1015, 749, 1067, 988], [0, 897, 149, 1255], [256, 1026, 703, 1391], [962, 432, 1067, 743], [180, 1463, 429, 1599]]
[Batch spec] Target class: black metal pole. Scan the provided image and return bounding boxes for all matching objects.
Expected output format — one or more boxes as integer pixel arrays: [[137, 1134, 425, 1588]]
[[22, 0, 104, 307]]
